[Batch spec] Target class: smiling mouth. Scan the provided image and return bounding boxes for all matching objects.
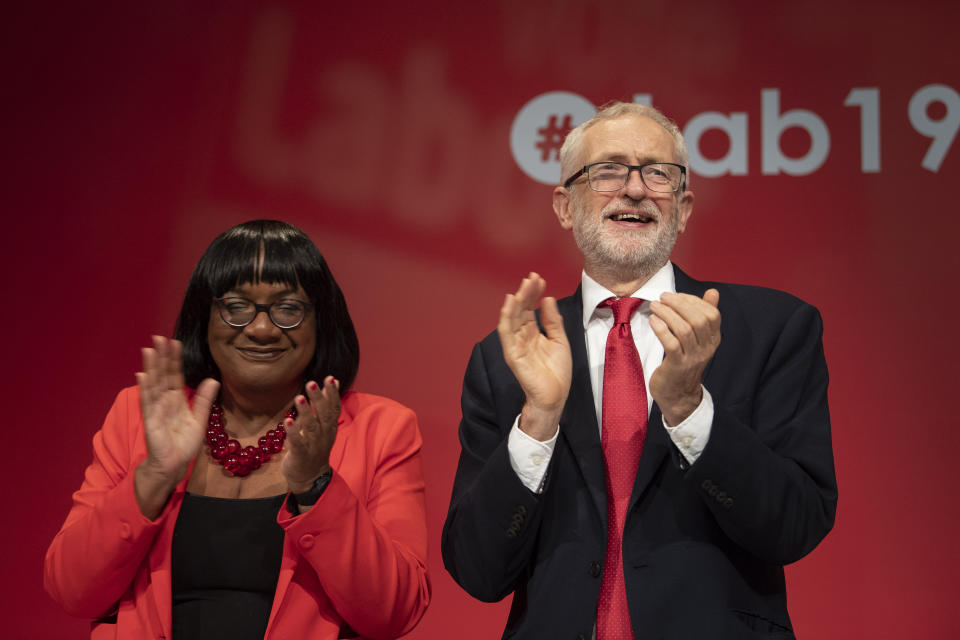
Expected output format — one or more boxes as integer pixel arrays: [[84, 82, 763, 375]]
[[237, 348, 285, 360], [608, 212, 655, 223]]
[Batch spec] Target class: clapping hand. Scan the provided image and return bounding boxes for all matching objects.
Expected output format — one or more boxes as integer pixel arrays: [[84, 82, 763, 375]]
[[135, 336, 219, 517], [497, 273, 572, 441], [282, 376, 341, 494], [648, 289, 721, 426]]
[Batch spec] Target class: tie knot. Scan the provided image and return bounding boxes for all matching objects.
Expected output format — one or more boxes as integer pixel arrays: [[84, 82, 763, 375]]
[[599, 296, 643, 325]]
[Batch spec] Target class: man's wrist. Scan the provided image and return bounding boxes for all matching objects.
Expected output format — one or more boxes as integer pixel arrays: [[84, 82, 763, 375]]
[[519, 404, 562, 442], [660, 388, 704, 427]]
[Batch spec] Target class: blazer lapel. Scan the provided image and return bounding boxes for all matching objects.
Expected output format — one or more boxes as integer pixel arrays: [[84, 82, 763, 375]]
[[556, 291, 607, 523]]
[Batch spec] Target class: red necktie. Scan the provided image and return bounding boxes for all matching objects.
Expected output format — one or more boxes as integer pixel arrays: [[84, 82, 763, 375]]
[[596, 297, 647, 640]]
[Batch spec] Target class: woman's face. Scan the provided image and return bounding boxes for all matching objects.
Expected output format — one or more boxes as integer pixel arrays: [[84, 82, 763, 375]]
[[207, 280, 316, 395]]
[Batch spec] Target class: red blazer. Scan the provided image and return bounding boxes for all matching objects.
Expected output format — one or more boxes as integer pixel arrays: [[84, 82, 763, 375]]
[[45, 386, 431, 639]]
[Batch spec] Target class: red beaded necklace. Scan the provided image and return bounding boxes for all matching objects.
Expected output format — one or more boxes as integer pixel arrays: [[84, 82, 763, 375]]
[[205, 402, 297, 477]]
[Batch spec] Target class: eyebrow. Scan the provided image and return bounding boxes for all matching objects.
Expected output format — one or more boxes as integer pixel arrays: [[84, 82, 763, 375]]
[[589, 154, 665, 165]]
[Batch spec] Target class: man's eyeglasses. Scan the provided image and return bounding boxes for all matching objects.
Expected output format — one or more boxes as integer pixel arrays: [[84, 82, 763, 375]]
[[562, 161, 687, 193], [213, 297, 313, 329]]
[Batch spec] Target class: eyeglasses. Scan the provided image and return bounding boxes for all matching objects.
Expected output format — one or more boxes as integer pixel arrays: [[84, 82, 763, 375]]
[[213, 296, 313, 329], [562, 161, 686, 193]]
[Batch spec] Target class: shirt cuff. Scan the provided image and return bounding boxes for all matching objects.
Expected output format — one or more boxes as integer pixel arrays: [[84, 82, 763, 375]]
[[662, 386, 713, 465], [507, 415, 557, 493]]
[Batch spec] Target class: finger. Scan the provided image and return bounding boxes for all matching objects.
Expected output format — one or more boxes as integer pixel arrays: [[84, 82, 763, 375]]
[[498, 293, 529, 336], [307, 377, 340, 423], [321, 377, 342, 424], [139, 346, 158, 404], [303, 380, 326, 418], [192, 378, 221, 425], [649, 300, 696, 354], [292, 395, 317, 438], [540, 297, 568, 345], [135, 371, 153, 416], [649, 314, 682, 356], [151, 335, 168, 388], [503, 274, 547, 333], [654, 294, 720, 347], [514, 273, 546, 311], [167, 339, 187, 391], [284, 415, 307, 451]]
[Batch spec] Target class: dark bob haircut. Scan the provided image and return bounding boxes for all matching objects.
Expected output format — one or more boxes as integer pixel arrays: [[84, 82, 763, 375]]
[[174, 220, 359, 393]]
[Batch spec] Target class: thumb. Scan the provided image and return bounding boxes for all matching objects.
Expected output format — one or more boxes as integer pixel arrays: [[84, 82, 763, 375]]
[[192, 378, 221, 424], [540, 297, 568, 344], [703, 288, 720, 308]]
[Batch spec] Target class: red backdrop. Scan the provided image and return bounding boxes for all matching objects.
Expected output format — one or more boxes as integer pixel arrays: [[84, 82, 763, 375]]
[[4, 1, 959, 637]]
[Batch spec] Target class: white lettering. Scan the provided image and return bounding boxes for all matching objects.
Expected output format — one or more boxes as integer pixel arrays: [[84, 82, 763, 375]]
[[684, 112, 748, 177], [761, 89, 831, 176], [844, 88, 881, 173]]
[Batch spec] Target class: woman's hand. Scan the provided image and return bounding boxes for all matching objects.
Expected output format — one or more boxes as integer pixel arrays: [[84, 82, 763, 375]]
[[134, 336, 219, 518], [282, 376, 340, 495]]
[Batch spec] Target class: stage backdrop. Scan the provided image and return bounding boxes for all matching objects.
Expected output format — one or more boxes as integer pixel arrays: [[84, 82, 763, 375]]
[[3, 1, 958, 638]]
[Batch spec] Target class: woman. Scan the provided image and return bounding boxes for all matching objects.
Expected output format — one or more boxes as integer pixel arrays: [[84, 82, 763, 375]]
[[44, 220, 430, 639]]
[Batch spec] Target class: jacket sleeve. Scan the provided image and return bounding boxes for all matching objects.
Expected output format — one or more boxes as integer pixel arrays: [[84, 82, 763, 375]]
[[277, 399, 431, 639], [441, 340, 543, 603], [44, 387, 170, 618], [685, 296, 838, 565]]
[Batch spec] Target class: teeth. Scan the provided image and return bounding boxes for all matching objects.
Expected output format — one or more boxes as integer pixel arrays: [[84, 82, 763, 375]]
[[612, 214, 650, 222]]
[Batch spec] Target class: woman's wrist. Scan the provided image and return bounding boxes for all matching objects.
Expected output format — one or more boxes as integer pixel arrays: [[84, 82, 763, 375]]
[[290, 469, 333, 507]]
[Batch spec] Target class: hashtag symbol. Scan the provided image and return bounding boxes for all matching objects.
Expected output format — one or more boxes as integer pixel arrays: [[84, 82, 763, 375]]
[[535, 114, 573, 162]]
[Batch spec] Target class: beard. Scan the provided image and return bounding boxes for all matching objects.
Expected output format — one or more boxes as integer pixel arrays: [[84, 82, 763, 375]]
[[569, 194, 681, 280]]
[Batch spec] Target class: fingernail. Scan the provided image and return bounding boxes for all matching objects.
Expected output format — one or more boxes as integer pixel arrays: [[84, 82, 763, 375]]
[[297, 396, 307, 405], [308, 381, 319, 391]]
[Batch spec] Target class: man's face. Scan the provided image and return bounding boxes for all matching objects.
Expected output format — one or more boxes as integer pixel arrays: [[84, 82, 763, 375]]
[[553, 114, 694, 278]]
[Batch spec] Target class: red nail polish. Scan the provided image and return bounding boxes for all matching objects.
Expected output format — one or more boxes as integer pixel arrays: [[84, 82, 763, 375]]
[[308, 381, 319, 391]]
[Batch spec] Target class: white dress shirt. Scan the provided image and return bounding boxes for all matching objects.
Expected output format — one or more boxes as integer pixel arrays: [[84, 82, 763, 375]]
[[508, 263, 714, 493]]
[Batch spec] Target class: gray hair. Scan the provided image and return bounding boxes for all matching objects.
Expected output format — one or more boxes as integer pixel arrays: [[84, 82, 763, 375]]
[[558, 101, 690, 188]]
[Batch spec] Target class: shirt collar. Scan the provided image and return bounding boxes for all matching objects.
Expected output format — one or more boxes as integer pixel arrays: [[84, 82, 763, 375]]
[[580, 262, 677, 328]]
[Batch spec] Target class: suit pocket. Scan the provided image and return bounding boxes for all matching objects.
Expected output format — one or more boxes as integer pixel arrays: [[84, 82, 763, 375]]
[[731, 609, 795, 638]]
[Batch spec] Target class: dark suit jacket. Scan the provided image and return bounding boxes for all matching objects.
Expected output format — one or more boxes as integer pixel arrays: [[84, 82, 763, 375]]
[[441, 266, 837, 639]]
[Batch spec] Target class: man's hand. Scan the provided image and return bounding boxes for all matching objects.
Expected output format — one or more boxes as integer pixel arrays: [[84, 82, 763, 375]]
[[497, 273, 572, 441], [649, 289, 721, 426]]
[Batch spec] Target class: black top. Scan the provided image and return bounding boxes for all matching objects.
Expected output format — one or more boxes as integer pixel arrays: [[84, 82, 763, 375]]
[[171, 492, 286, 640]]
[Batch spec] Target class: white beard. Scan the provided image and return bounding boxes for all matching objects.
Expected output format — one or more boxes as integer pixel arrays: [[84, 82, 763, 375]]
[[570, 194, 680, 281]]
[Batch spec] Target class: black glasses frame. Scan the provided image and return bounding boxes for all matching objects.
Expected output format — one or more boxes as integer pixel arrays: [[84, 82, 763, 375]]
[[212, 296, 313, 330], [562, 161, 687, 192]]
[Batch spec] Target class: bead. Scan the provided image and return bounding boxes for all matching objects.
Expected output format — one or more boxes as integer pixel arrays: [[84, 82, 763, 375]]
[[205, 402, 294, 477]]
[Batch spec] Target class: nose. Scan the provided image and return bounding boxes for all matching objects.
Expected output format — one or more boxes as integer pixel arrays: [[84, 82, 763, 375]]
[[243, 309, 281, 341], [622, 167, 648, 199]]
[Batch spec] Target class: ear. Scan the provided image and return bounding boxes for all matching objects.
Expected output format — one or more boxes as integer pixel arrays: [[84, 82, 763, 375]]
[[553, 186, 574, 230], [675, 188, 694, 234]]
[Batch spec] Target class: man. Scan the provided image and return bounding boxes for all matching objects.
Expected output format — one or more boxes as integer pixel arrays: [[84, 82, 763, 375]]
[[441, 102, 837, 639]]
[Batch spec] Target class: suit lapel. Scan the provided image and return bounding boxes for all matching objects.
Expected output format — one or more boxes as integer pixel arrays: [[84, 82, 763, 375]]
[[556, 291, 608, 523]]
